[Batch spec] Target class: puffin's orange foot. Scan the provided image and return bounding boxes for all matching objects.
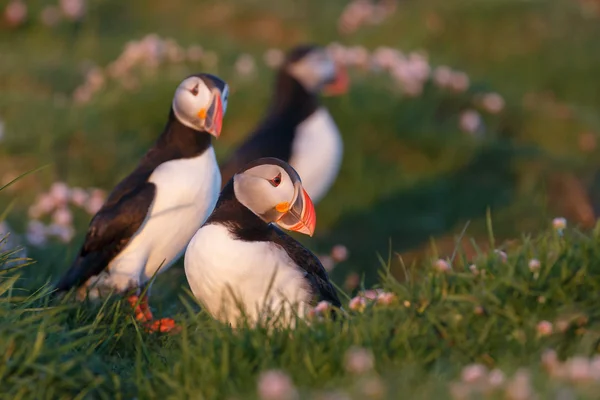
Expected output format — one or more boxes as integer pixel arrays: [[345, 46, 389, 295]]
[[127, 294, 154, 322], [144, 318, 181, 334]]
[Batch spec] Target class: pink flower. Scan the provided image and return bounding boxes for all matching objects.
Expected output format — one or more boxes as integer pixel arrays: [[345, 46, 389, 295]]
[[36, 193, 57, 215], [85, 190, 105, 215], [59, 0, 85, 21], [488, 369, 505, 388], [474, 306, 484, 315], [50, 182, 70, 205], [494, 250, 507, 263], [541, 349, 559, 371], [362, 289, 383, 300], [187, 45, 204, 62], [264, 48, 284, 69], [552, 217, 567, 230], [343, 272, 360, 291], [40, 6, 61, 27], [52, 207, 73, 227], [47, 223, 75, 243], [434, 259, 451, 272], [505, 369, 533, 400], [528, 259, 541, 272], [314, 301, 331, 315], [70, 187, 89, 207], [433, 66, 452, 88], [566, 357, 592, 383], [537, 320, 553, 336], [235, 54, 256, 77], [4, 0, 27, 27], [461, 363, 487, 383], [331, 245, 348, 262], [459, 110, 482, 134], [376, 292, 396, 306], [349, 296, 366, 312], [344, 347, 374, 374], [481, 93, 505, 114], [319, 255, 335, 272], [449, 71, 470, 92], [257, 370, 298, 400]]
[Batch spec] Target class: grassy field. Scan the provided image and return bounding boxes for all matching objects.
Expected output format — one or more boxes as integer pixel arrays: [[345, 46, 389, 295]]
[[1, 0, 600, 398]]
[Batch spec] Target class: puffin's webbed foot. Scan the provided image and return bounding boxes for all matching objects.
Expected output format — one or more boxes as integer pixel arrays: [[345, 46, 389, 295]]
[[127, 295, 181, 334]]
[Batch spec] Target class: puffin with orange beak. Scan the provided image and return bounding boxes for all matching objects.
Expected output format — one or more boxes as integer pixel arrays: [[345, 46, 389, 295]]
[[55, 73, 229, 333], [185, 158, 341, 327], [220, 44, 349, 204]]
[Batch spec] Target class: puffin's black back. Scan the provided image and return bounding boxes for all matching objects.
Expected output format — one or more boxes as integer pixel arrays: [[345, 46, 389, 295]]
[[219, 45, 322, 188], [206, 179, 342, 307]]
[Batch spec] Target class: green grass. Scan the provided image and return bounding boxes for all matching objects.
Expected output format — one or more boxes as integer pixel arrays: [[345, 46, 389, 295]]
[[2, 222, 600, 398], [1, 0, 600, 397]]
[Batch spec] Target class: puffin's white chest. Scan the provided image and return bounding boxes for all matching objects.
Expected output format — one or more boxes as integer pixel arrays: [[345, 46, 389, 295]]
[[107, 148, 221, 285], [289, 108, 343, 203], [184, 224, 310, 327]]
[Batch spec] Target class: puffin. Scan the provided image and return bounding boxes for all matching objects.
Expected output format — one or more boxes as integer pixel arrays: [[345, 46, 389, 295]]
[[55, 73, 229, 333], [185, 157, 341, 328], [219, 44, 348, 204]]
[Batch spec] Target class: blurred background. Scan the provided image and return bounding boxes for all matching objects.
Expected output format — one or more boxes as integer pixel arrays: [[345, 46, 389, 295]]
[[1, 0, 600, 298]]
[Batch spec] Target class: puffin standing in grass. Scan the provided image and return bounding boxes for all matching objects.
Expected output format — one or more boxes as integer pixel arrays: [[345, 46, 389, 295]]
[[55, 73, 229, 333], [185, 158, 341, 328], [219, 44, 349, 204]]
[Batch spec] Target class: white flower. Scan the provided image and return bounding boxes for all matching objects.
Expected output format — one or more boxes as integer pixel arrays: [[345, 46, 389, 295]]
[[494, 250, 507, 263], [488, 369, 505, 388], [344, 347, 374, 374], [235, 54, 256, 77], [257, 370, 298, 400], [50, 182, 70, 205]]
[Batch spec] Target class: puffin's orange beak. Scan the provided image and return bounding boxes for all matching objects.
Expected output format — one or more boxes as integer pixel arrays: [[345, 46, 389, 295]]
[[203, 93, 223, 138], [275, 186, 316, 237], [323, 65, 349, 96]]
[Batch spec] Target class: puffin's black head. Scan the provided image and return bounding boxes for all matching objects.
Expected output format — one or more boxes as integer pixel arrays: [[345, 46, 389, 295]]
[[233, 157, 317, 237], [282, 44, 349, 96], [172, 73, 230, 138]]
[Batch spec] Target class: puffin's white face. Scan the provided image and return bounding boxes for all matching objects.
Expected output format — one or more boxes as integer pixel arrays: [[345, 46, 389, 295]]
[[172, 75, 229, 137], [234, 159, 316, 236], [287, 49, 349, 96]]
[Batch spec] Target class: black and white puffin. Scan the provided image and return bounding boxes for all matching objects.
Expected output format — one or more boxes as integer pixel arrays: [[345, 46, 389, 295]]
[[185, 157, 341, 327], [55, 73, 229, 333], [219, 44, 348, 204]]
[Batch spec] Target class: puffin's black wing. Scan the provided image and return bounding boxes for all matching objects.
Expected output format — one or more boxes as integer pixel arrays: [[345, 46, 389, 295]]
[[270, 227, 341, 307], [55, 176, 156, 292]]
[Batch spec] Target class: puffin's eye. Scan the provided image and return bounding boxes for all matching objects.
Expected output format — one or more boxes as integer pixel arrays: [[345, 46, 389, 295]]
[[268, 173, 282, 187], [190, 84, 199, 96]]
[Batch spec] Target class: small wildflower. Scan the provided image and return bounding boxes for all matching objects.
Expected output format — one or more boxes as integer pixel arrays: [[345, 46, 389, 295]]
[[257, 370, 298, 400], [538, 296, 546, 304], [481, 93, 505, 114], [449, 71, 470, 92], [349, 296, 366, 312], [566, 357, 592, 383], [186, 45, 204, 62], [344, 347, 374, 375], [541, 349, 559, 372], [52, 207, 73, 227], [537, 320, 553, 336], [314, 301, 331, 315], [494, 249, 507, 263], [474, 305, 484, 315], [50, 182, 70, 205], [59, 0, 85, 21], [264, 48, 284, 69], [331, 245, 348, 262], [403, 300, 411, 308], [469, 264, 478, 274], [4, 0, 27, 27], [70, 187, 88, 207], [556, 320, 570, 333], [553, 217, 567, 231], [235, 54, 256, 77], [37, 193, 57, 215], [488, 368, 505, 388], [461, 363, 487, 383], [434, 259, 451, 272], [376, 292, 396, 305], [343, 272, 360, 291], [528, 259, 541, 272], [459, 110, 482, 134], [432, 66, 452, 88], [319, 255, 335, 272], [362, 289, 383, 300], [505, 369, 534, 400]]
